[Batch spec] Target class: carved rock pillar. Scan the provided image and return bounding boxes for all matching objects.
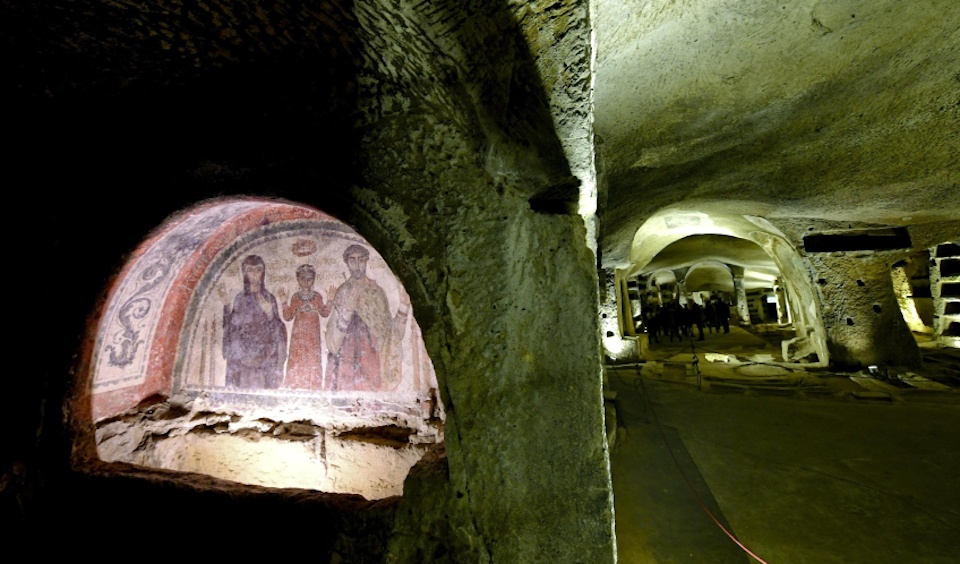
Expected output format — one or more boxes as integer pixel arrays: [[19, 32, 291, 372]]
[[600, 268, 621, 341], [732, 272, 751, 326], [808, 252, 922, 368]]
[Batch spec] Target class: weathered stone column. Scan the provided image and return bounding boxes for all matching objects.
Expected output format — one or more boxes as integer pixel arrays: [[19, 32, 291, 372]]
[[600, 269, 621, 345], [807, 252, 922, 368], [599, 269, 638, 362], [619, 272, 637, 337], [931, 246, 944, 340], [677, 278, 688, 306], [731, 268, 751, 326], [774, 279, 791, 325], [599, 269, 620, 352]]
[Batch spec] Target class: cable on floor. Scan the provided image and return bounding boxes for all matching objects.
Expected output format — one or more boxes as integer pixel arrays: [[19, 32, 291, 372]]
[[609, 365, 648, 422], [636, 369, 770, 564]]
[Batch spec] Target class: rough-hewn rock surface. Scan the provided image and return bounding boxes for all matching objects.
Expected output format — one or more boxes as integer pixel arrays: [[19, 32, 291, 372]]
[[9, 1, 613, 562], [595, 0, 960, 266], [6, 0, 959, 561]]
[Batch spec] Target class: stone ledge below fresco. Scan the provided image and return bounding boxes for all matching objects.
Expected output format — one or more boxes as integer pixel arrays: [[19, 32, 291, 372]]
[[94, 394, 445, 500]]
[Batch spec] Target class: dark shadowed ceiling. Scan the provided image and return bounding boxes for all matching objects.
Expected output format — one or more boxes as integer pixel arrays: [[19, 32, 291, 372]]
[[5, 0, 959, 291]]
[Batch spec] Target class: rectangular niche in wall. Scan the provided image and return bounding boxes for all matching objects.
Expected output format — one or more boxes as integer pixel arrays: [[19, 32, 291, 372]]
[[803, 227, 912, 253]]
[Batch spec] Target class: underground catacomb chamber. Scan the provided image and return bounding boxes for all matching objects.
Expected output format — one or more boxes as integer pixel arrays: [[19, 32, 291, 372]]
[[616, 212, 839, 365], [70, 197, 445, 500]]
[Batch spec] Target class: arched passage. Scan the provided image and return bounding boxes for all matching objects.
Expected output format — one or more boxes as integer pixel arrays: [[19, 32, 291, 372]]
[[647, 268, 679, 302], [69, 197, 445, 500], [684, 261, 735, 294], [625, 209, 828, 365]]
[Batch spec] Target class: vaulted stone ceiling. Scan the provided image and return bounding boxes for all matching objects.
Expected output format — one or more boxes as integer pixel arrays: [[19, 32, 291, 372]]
[[641, 234, 778, 290], [6, 1, 958, 555], [594, 0, 960, 270]]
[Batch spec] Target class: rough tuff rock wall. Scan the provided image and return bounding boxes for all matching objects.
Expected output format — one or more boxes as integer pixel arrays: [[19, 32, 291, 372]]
[[511, 0, 599, 249], [343, 1, 614, 561], [10, 0, 613, 558], [807, 252, 922, 369]]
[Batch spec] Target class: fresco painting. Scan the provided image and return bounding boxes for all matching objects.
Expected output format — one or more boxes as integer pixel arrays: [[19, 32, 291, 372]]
[[279, 264, 326, 390], [87, 202, 444, 499], [220, 254, 288, 389], [323, 244, 410, 392], [176, 221, 434, 404], [92, 201, 262, 393]]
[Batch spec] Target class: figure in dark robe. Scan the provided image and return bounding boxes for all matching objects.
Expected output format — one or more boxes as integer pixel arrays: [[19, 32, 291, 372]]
[[221, 255, 287, 389], [705, 300, 719, 333]]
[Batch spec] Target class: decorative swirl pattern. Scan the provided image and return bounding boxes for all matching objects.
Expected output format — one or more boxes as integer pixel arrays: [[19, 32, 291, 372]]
[[105, 297, 151, 367]]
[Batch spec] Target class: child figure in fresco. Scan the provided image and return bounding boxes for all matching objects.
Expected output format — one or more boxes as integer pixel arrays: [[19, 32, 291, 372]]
[[278, 264, 330, 389]]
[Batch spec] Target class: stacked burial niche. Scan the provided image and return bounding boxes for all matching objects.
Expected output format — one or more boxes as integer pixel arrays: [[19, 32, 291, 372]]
[[68, 197, 445, 500], [932, 242, 960, 346]]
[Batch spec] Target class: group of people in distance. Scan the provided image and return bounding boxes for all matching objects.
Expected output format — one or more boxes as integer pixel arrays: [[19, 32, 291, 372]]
[[640, 297, 731, 344], [219, 244, 409, 392]]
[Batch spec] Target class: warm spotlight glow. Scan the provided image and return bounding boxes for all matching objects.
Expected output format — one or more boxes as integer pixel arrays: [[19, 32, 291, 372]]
[[604, 334, 626, 356], [82, 198, 445, 500]]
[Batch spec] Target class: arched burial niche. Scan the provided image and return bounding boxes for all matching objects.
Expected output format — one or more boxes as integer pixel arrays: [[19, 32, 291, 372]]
[[68, 197, 444, 501], [626, 209, 828, 365]]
